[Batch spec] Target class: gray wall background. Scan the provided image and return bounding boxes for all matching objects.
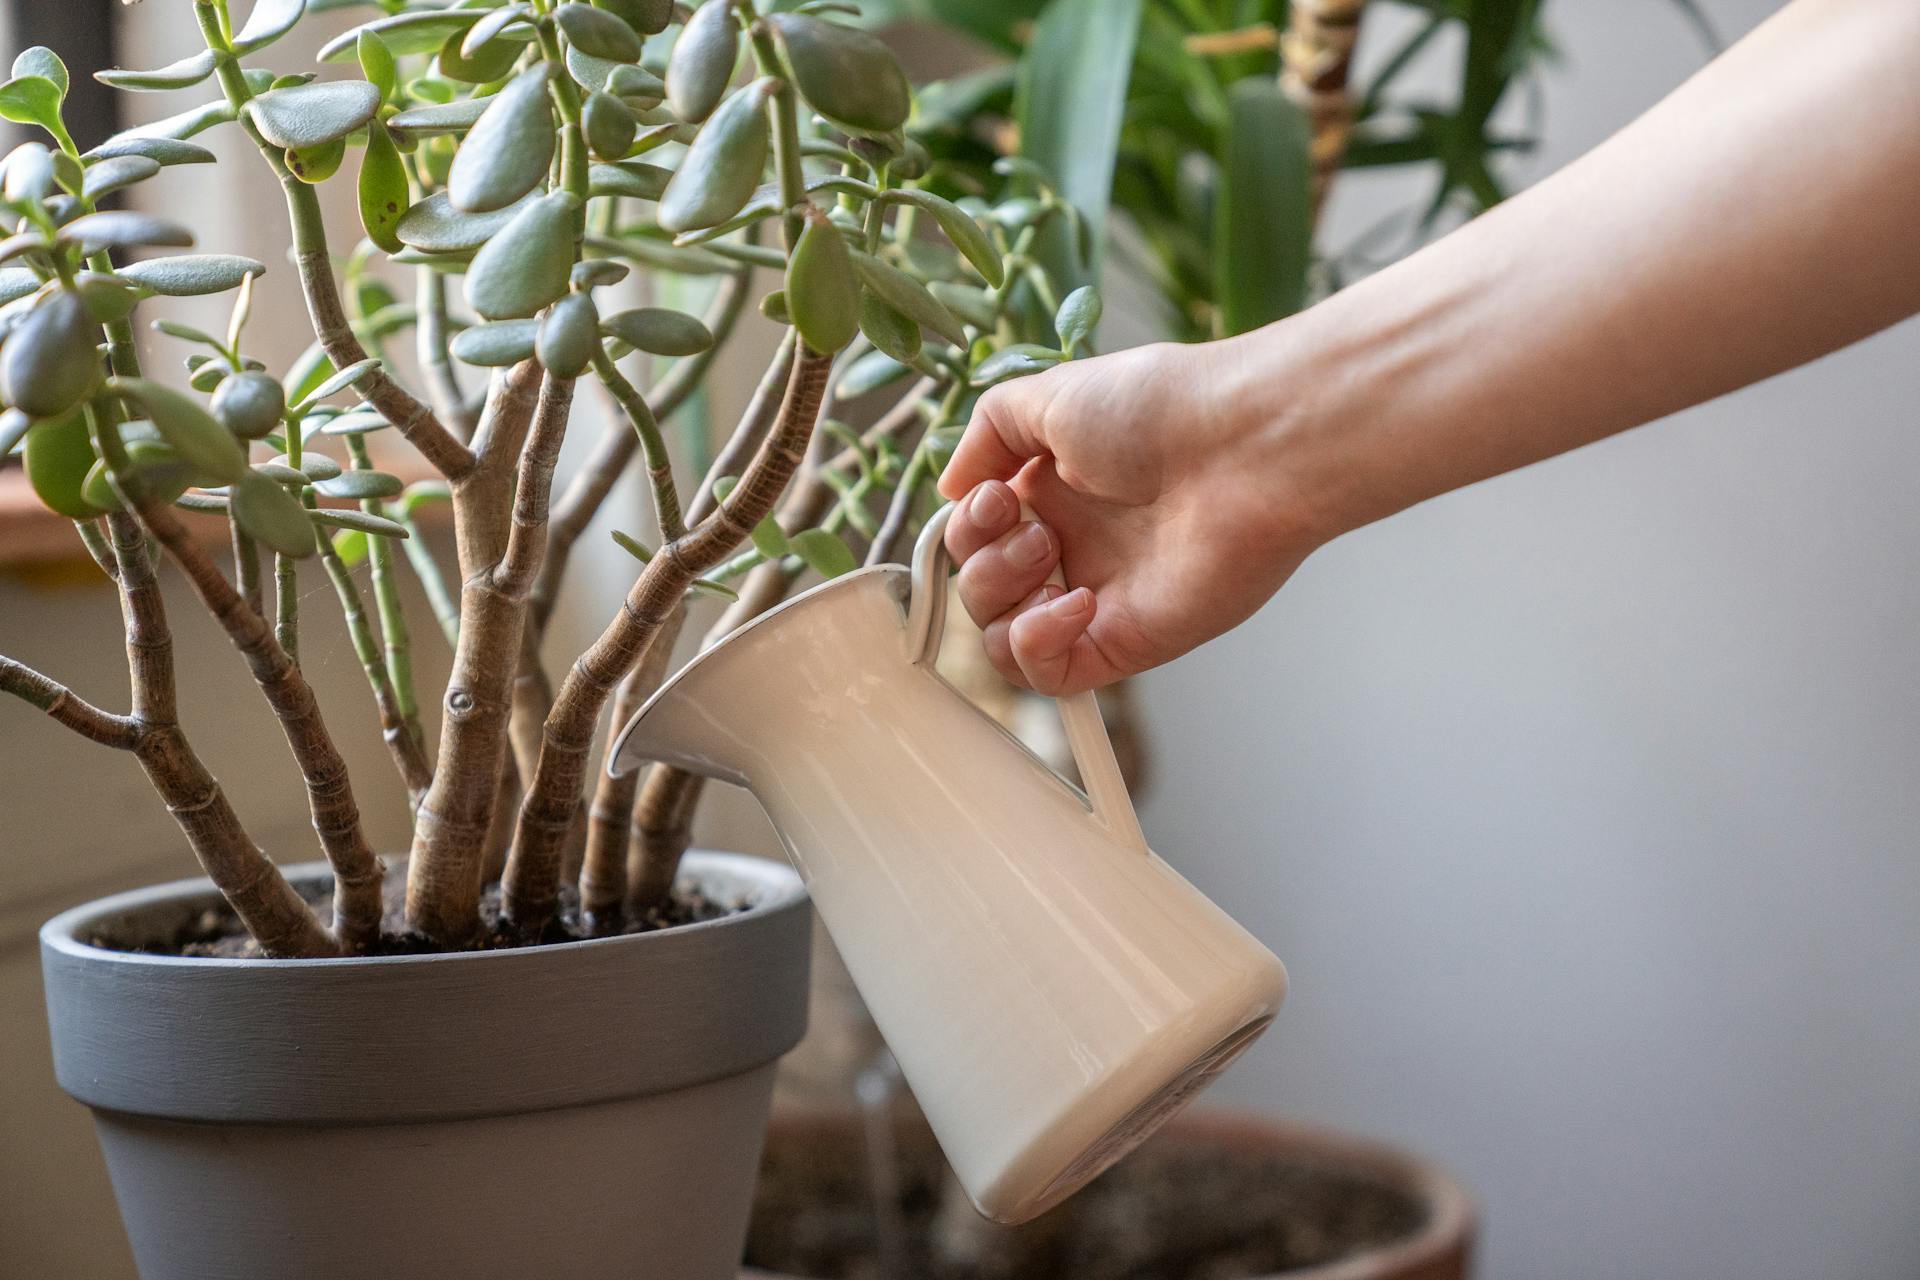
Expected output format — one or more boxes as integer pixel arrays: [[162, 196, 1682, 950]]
[[1131, 3, 1920, 1278], [4, 1, 1917, 1278]]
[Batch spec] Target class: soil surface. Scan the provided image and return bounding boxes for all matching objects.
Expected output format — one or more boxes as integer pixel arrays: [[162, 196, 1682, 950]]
[[746, 1117, 1427, 1279], [92, 864, 740, 958]]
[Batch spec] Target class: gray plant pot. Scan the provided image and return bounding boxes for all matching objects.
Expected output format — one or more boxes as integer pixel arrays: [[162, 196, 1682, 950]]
[[40, 851, 811, 1280]]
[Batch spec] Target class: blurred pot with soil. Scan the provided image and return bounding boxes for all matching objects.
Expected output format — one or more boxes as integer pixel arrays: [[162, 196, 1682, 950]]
[[743, 1106, 1473, 1280]]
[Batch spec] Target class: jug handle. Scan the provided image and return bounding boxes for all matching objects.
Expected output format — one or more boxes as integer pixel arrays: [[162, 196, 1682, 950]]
[[909, 503, 1149, 853]]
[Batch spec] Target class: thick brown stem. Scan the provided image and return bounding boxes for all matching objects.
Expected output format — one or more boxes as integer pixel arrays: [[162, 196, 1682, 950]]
[[498, 378, 574, 596], [134, 501, 384, 950], [687, 332, 796, 522], [579, 603, 686, 927], [582, 702, 641, 927], [480, 750, 521, 887], [509, 624, 551, 784], [1280, 0, 1368, 215], [458, 364, 546, 576], [623, 542, 807, 912], [531, 387, 634, 631], [622, 408, 858, 911], [502, 345, 834, 932], [509, 275, 754, 806], [293, 245, 473, 480], [405, 367, 568, 945], [627, 767, 704, 914], [98, 512, 337, 956], [0, 656, 139, 748], [133, 726, 341, 958]]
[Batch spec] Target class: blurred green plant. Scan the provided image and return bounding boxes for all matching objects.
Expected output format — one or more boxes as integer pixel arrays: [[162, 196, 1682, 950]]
[[887, 0, 1712, 342]]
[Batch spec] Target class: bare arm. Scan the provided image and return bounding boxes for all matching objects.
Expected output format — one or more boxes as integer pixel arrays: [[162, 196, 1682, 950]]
[[940, 0, 1920, 692]]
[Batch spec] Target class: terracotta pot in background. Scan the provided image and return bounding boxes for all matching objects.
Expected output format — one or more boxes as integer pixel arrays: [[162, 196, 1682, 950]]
[[743, 1107, 1473, 1280], [41, 853, 810, 1280]]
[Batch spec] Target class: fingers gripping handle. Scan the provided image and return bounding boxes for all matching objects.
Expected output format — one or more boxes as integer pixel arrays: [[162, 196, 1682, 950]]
[[909, 504, 1149, 853]]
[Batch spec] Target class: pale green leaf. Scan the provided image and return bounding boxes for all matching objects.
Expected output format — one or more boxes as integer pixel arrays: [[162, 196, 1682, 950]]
[[248, 80, 382, 151], [1012, 0, 1142, 289], [95, 50, 219, 92], [1215, 81, 1311, 335], [447, 64, 554, 213], [118, 254, 266, 298], [234, 0, 309, 54]]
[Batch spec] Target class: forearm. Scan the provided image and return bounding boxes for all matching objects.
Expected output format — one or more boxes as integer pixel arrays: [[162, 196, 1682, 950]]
[[1236, 0, 1920, 543]]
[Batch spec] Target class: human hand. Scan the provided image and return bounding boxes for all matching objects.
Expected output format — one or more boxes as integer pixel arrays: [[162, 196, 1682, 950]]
[[936, 339, 1323, 694]]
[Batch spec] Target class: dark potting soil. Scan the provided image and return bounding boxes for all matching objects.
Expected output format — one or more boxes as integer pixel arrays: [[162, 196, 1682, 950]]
[[92, 863, 740, 958], [745, 1120, 1428, 1280]]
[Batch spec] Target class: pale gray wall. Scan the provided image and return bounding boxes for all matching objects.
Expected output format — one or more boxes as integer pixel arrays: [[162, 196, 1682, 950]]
[[1131, 3, 1920, 1278]]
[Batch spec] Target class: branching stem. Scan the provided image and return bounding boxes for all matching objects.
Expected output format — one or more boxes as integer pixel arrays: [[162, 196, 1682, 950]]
[[502, 346, 834, 932]]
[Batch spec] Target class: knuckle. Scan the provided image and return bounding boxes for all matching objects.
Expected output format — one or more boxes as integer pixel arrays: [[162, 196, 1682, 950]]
[[957, 572, 1005, 627], [975, 383, 1014, 419]]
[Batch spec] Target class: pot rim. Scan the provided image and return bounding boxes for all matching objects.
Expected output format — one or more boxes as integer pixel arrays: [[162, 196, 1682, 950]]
[[41, 850, 813, 1125], [748, 1106, 1474, 1280], [40, 848, 807, 970], [1150, 1109, 1474, 1280]]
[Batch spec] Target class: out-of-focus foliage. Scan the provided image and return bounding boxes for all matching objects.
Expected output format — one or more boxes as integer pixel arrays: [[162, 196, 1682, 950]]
[[890, 0, 1707, 342]]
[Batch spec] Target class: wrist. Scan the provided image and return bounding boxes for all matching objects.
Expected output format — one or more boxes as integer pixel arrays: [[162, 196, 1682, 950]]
[[1197, 320, 1355, 560]]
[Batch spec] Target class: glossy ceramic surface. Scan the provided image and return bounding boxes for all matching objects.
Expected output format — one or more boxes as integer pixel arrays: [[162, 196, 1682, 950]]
[[612, 514, 1287, 1223]]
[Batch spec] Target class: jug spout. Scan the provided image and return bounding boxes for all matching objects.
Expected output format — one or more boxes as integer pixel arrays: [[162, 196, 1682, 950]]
[[608, 669, 750, 787], [608, 565, 914, 790]]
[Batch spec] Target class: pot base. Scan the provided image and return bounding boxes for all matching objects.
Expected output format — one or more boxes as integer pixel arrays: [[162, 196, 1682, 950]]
[[96, 1068, 775, 1280]]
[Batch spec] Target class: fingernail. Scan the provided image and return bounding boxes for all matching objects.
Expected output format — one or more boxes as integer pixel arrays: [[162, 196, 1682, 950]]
[[1024, 585, 1063, 610], [1047, 587, 1093, 617], [1006, 521, 1053, 568], [970, 482, 1014, 528]]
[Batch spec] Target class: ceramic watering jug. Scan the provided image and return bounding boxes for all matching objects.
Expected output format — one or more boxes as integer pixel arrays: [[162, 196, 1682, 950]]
[[610, 504, 1286, 1223]]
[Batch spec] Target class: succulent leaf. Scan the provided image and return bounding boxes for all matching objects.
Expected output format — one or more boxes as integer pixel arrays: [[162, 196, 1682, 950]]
[[358, 122, 410, 254], [555, 4, 643, 63], [95, 50, 220, 93], [447, 64, 555, 213], [248, 80, 382, 150], [599, 307, 713, 356], [665, 0, 740, 125], [785, 214, 859, 354], [232, 469, 317, 557], [23, 410, 104, 518], [656, 79, 772, 233], [450, 318, 539, 367], [2, 292, 100, 418], [765, 14, 909, 136], [118, 254, 265, 298], [536, 294, 600, 378], [109, 376, 250, 484], [465, 191, 578, 319]]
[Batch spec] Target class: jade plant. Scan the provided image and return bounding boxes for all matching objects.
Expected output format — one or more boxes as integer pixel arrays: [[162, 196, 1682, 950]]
[[0, 0, 1093, 956]]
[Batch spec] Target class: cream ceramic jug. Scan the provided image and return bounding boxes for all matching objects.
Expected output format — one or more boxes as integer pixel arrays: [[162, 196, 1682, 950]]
[[610, 504, 1286, 1223]]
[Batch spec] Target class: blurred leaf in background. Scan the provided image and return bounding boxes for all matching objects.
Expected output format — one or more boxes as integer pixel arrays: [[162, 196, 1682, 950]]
[[1011, 0, 1144, 291], [899, 0, 1705, 343]]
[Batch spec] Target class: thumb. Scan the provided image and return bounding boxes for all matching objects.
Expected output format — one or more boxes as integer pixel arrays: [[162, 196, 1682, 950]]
[[937, 381, 1051, 502]]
